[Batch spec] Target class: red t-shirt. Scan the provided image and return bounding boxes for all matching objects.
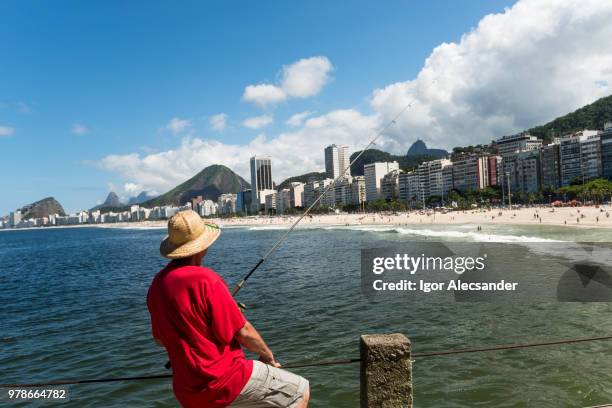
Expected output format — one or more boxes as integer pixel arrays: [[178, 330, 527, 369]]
[[147, 264, 253, 408]]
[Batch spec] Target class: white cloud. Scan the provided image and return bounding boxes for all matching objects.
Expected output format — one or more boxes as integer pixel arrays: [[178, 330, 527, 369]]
[[242, 56, 333, 108], [242, 84, 286, 108], [243, 114, 274, 129], [71, 123, 89, 135], [281, 56, 333, 98], [371, 0, 612, 151], [286, 110, 314, 127], [99, 109, 377, 195], [166, 117, 191, 135], [99, 0, 612, 196], [124, 182, 143, 195], [209, 113, 228, 132], [0, 126, 15, 137]]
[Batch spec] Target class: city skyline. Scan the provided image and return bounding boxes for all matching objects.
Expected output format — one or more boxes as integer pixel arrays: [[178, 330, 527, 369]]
[[3, 0, 612, 215], [4, 119, 610, 229]]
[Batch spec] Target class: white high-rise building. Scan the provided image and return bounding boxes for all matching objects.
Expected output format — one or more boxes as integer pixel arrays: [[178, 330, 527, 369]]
[[318, 179, 336, 207], [198, 200, 218, 216], [218, 193, 238, 215], [580, 133, 602, 182], [334, 176, 353, 206], [452, 155, 491, 193], [303, 181, 319, 208], [9, 210, 21, 228], [559, 130, 600, 186], [364, 162, 399, 202], [289, 182, 304, 208], [399, 171, 421, 206], [264, 191, 277, 214], [324, 144, 350, 180], [381, 170, 403, 200], [417, 159, 453, 198], [276, 189, 291, 214], [350, 176, 366, 206], [250, 156, 273, 212]]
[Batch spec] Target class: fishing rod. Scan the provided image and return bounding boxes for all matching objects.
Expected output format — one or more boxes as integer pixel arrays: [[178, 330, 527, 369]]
[[231, 100, 416, 297], [164, 101, 417, 370]]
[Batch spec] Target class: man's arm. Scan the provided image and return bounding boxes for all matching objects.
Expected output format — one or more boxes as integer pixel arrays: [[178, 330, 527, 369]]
[[235, 321, 281, 367]]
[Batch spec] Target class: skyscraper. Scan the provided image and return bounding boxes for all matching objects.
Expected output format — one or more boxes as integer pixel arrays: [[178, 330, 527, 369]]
[[559, 130, 599, 186], [250, 155, 273, 212], [324, 144, 350, 180], [364, 161, 399, 202], [540, 144, 561, 190]]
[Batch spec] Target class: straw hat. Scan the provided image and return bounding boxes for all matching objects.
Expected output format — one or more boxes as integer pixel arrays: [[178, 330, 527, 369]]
[[160, 210, 221, 259]]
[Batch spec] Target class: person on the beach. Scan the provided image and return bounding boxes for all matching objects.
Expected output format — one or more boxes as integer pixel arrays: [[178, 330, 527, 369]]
[[147, 210, 310, 408]]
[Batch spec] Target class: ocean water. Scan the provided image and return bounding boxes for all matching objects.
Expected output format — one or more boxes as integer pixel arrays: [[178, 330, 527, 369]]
[[1, 223, 612, 407]]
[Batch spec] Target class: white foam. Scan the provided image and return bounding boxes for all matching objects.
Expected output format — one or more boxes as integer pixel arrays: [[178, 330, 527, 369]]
[[316, 224, 562, 243], [246, 225, 291, 231], [95, 225, 165, 230], [393, 227, 562, 243]]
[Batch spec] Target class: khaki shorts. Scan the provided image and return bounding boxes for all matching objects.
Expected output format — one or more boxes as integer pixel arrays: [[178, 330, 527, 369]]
[[229, 361, 309, 408]]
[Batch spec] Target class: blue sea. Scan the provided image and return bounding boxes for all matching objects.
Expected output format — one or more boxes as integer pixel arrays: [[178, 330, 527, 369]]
[[2, 223, 612, 407]]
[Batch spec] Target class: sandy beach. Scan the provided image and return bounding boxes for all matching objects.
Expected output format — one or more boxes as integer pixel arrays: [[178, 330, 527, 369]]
[[88, 205, 612, 230]]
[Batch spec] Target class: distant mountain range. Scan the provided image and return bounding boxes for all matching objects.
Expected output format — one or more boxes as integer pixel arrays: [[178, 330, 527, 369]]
[[20, 197, 66, 219], [350, 141, 448, 177], [89, 191, 155, 211], [25, 94, 611, 216], [141, 164, 250, 207]]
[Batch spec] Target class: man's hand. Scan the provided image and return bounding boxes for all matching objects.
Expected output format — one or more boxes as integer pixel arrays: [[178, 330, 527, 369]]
[[236, 321, 280, 367], [259, 353, 281, 368]]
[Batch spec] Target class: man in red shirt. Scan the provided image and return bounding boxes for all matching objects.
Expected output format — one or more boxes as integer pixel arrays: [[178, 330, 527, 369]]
[[147, 210, 310, 408]]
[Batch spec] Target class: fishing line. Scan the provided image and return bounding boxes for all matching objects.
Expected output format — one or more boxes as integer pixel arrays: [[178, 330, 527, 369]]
[[231, 96, 421, 296]]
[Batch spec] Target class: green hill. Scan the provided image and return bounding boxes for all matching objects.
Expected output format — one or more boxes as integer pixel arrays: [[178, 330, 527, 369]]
[[529, 94, 612, 142], [142, 164, 250, 207], [20, 197, 66, 219]]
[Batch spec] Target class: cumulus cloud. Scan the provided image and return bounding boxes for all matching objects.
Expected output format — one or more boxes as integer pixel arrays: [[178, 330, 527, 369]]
[[166, 117, 191, 134], [71, 123, 89, 135], [99, 109, 378, 195], [371, 0, 612, 151], [281, 56, 333, 98], [242, 84, 287, 108], [243, 114, 274, 129], [242, 56, 333, 108], [0, 126, 14, 137], [209, 113, 228, 132], [99, 0, 612, 197], [286, 110, 314, 127]]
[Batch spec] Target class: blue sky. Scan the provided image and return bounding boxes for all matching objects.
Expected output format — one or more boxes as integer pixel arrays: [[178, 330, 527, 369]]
[[2, 0, 611, 215]]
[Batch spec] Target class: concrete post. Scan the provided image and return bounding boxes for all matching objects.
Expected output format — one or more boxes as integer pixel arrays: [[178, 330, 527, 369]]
[[360, 333, 412, 408]]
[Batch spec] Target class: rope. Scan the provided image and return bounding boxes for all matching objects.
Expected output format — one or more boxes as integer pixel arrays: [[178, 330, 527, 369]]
[[411, 334, 612, 358], [3, 335, 612, 388]]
